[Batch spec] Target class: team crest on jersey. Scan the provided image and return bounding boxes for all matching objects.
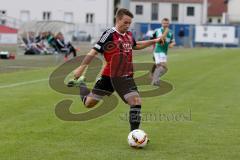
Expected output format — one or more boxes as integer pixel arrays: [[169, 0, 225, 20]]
[[103, 41, 118, 53]]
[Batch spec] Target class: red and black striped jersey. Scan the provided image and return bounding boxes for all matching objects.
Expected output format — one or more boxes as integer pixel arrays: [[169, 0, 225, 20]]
[[93, 27, 137, 77]]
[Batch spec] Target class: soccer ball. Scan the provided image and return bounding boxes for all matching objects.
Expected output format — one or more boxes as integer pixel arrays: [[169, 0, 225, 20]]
[[127, 129, 149, 148]]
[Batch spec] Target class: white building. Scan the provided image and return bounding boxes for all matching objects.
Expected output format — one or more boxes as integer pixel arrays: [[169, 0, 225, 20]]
[[0, 0, 211, 39], [130, 0, 208, 25], [0, 0, 209, 27], [207, 0, 227, 24], [227, 0, 240, 24], [0, 0, 114, 28]]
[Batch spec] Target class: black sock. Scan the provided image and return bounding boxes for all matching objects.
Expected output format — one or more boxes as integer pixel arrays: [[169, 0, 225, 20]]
[[79, 83, 90, 105], [129, 105, 141, 131]]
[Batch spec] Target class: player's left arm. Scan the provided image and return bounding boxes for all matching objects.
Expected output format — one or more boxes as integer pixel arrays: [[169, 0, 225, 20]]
[[133, 28, 169, 50], [133, 38, 161, 50], [169, 42, 176, 48]]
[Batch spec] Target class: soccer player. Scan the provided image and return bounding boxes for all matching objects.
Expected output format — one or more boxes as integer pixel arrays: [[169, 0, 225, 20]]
[[70, 8, 168, 131], [151, 18, 175, 86]]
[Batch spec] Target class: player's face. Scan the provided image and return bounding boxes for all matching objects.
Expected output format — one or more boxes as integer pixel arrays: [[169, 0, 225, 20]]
[[162, 20, 169, 28], [116, 15, 132, 33]]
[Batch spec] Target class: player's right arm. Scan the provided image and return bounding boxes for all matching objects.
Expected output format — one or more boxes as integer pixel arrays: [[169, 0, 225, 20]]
[[159, 27, 169, 45], [73, 29, 113, 79], [73, 49, 98, 79], [161, 27, 169, 39]]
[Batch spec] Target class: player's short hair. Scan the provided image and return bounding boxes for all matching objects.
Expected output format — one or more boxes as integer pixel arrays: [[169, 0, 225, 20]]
[[115, 8, 134, 20], [162, 18, 169, 22]]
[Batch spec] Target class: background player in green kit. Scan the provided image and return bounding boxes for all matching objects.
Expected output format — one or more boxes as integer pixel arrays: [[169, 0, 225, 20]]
[[151, 18, 176, 86]]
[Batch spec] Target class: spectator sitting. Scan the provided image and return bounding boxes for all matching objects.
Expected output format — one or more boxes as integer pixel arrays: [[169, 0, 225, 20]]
[[22, 32, 42, 55], [35, 32, 51, 54], [54, 32, 77, 61]]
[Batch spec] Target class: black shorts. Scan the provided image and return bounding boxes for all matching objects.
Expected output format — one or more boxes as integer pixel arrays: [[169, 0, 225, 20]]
[[92, 75, 139, 103]]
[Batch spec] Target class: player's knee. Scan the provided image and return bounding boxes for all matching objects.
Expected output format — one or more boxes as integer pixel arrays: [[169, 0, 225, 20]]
[[159, 64, 168, 72], [127, 96, 142, 106], [159, 62, 167, 67], [84, 102, 96, 108], [84, 98, 98, 108], [163, 66, 168, 73]]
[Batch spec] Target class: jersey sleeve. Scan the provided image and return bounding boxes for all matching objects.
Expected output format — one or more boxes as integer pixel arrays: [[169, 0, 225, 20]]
[[151, 31, 157, 39], [93, 29, 113, 53]]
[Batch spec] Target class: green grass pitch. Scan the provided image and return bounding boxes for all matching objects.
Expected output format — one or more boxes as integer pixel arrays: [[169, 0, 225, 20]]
[[0, 48, 240, 160]]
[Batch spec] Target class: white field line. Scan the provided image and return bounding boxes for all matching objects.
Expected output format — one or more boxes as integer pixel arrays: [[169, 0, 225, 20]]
[[0, 78, 49, 89], [5, 66, 42, 69]]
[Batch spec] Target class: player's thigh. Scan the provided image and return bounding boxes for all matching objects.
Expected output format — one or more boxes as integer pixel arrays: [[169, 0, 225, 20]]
[[85, 76, 114, 108], [111, 76, 141, 106], [90, 75, 114, 102]]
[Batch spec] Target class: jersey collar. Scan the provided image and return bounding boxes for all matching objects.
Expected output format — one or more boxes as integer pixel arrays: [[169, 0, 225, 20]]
[[112, 27, 126, 36]]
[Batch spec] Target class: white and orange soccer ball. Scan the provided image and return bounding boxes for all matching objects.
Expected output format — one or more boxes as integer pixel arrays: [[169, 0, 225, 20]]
[[127, 129, 149, 148]]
